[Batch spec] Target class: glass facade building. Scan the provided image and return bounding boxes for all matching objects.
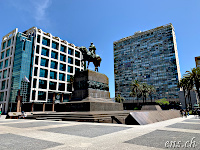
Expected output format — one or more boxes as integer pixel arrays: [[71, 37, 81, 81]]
[[0, 27, 84, 113], [114, 23, 181, 102]]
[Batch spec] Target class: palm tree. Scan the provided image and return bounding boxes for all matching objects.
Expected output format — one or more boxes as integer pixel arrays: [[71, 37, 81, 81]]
[[184, 75, 194, 109], [130, 80, 142, 105], [185, 67, 200, 101], [148, 85, 156, 102], [140, 83, 149, 103], [177, 78, 188, 109], [115, 94, 125, 103]]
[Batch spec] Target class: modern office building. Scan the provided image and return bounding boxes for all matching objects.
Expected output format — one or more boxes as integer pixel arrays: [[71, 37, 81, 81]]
[[114, 23, 181, 102], [0, 27, 84, 113]]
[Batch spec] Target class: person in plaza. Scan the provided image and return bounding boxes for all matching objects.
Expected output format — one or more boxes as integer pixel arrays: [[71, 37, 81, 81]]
[[180, 109, 183, 117], [19, 110, 26, 119], [0, 110, 1, 118], [187, 109, 189, 116], [197, 109, 200, 118]]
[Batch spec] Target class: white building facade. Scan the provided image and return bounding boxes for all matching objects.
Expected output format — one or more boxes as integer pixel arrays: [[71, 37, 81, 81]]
[[0, 27, 84, 113]]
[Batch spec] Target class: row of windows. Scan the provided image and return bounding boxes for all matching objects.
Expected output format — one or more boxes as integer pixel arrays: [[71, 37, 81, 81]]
[[0, 58, 10, 70], [1, 48, 11, 60], [32, 79, 72, 92], [35, 48, 81, 66], [37, 36, 80, 58], [33, 67, 78, 80], [31, 89, 72, 101], [35, 57, 80, 72], [0, 79, 9, 90], [2, 38, 12, 50]]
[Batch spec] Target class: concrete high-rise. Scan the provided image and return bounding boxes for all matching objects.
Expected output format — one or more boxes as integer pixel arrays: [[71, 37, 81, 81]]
[[114, 23, 181, 102], [0, 27, 84, 113]]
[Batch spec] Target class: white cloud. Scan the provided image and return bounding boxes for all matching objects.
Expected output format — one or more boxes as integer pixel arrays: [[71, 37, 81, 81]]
[[9, 0, 52, 26], [32, 0, 51, 23]]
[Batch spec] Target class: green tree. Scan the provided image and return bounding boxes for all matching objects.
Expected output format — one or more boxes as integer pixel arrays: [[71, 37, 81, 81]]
[[115, 94, 125, 103], [184, 75, 194, 109], [155, 98, 169, 105], [148, 85, 156, 102], [177, 78, 188, 109], [185, 67, 200, 102], [130, 80, 142, 105], [140, 83, 149, 103]]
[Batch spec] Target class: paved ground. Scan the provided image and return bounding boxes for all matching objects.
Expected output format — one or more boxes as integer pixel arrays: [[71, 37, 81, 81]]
[[0, 115, 199, 150]]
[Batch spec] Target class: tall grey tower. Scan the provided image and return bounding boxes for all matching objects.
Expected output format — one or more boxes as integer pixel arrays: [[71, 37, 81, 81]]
[[114, 23, 181, 102]]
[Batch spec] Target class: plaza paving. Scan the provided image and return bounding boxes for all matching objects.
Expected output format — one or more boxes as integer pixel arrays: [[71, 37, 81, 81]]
[[0, 115, 199, 150]]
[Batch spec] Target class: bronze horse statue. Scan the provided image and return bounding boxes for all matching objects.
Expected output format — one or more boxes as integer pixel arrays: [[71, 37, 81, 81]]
[[79, 46, 102, 72]]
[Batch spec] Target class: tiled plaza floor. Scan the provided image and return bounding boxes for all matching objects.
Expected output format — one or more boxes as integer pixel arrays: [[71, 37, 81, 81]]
[[0, 115, 199, 150]]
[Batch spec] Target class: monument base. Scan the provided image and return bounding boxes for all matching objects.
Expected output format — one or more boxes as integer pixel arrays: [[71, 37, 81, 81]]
[[70, 70, 123, 111], [65, 101, 123, 111]]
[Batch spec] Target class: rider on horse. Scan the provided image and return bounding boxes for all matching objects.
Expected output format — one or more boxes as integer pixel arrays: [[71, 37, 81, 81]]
[[89, 42, 96, 58]]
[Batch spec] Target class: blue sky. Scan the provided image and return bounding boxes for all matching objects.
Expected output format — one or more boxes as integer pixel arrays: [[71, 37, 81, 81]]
[[0, 0, 200, 98]]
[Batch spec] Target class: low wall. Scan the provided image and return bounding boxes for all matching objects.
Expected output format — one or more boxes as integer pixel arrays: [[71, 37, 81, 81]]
[[125, 110, 180, 125]]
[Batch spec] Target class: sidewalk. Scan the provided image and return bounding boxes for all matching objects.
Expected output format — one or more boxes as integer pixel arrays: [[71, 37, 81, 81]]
[[0, 115, 199, 150]]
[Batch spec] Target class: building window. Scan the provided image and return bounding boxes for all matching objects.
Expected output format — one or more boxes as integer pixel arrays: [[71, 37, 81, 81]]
[[3, 70, 7, 78], [52, 41, 58, 50], [51, 51, 58, 59], [68, 48, 73, 55], [7, 39, 11, 47], [1, 81, 5, 90], [36, 45, 40, 54], [2, 42, 6, 49], [40, 69, 48, 78], [32, 91, 36, 100], [38, 91, 46, 100], [6, 49, 10, 57], [42, 37, 50, 46], [0, 62, 3, 69], [68, 66, 73, 73], [75, 51, 80, 58], [59, 83, 65, 91], [4, 59, 8, 68], [41, 48, 49, 57], [1, 51, 4, 59], [67, 74, 71, 82], [49, 81, 57, 90], [34, 67, 38, 76], [33, 79, 37, 88], [40, 58, 49, 67], [60, 63, 66, 71], [50, 61, 57, 69], [60, 45, 66, 52], [0, 92, 4, 101], [67, 84, 72, 92], [68, 57, 73, 64], [75, 59, 80, 66], [75, 67, 80, 73], [50, 71, 57, 79], [35, 56, 39, 65], [37, 35, 41, 43], [59, 73, 65, 81], [60, 54, 66, 62], [39, 79, 47, 89]]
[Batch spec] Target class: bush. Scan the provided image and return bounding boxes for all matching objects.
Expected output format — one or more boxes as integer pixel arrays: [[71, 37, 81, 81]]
[[155, 98, 169, 105]]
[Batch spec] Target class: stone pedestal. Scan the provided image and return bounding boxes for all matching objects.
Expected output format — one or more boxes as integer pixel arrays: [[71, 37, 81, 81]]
[[70, 70, 123, 111]]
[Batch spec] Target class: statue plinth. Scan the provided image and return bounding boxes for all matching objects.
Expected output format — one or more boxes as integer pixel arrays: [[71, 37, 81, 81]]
[[68, 70, 123, 111], [72, 70, 111, 101]]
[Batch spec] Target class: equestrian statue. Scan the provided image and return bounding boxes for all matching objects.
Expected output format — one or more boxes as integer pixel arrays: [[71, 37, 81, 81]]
[[79, 42, 102, 72]]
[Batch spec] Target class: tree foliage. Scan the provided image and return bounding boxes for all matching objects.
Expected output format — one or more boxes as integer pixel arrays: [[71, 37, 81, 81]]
[[155, 98, 169, 105], [115, 94, 125, 103]]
